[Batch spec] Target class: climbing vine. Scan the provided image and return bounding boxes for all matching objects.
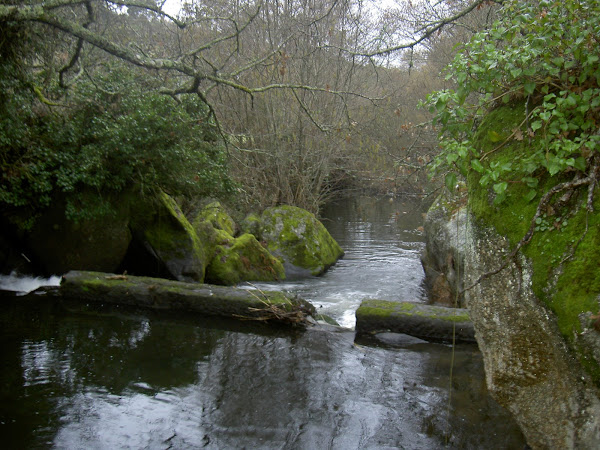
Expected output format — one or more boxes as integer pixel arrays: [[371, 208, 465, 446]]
[[426, 0, 600, 208]]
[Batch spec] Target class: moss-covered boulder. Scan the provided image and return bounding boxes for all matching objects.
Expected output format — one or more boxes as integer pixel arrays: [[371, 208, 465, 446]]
[[192, 217, 234, 261], [130, 191, 207, 282], [240, 212, 261, 237], [24, 194, 131, 275], [196, 201, 236, 236], [205, 233, 285, 285], [257, 205, 344, 277]]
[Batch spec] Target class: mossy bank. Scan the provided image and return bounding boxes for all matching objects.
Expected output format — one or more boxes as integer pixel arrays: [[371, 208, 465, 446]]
[[434, 102, 600, 449]]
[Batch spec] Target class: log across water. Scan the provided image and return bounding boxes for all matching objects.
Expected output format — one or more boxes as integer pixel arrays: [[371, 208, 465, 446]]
[[56, 271, 475, 342], [59, 271, 315, 325]]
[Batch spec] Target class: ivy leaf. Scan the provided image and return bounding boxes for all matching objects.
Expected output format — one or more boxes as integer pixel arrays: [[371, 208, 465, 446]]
[[530, 120, 543, 131], [471, 159, 485, 173], [493, 181, 508, 194], [524, 81, 536, 95], [445, 172, 458, 192]]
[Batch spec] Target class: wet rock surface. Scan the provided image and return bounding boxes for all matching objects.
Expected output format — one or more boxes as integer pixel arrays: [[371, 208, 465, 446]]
[[355, 299, 475, 343], [464, 220, 600, 449]]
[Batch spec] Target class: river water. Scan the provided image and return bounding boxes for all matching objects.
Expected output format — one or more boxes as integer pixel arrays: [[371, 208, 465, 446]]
[[244, 197, 429, 328], [0, 197, 526, 448]]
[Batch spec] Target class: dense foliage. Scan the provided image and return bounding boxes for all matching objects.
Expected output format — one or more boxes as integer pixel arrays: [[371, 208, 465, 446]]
[[0, 64, 233, 228], [427, 0, 600, 204]]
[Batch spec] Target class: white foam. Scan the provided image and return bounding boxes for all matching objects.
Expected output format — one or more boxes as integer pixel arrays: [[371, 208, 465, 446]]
[[0, 272, 61, 294]]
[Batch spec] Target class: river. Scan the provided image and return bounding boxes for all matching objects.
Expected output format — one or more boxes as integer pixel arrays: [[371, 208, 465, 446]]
[[243, 196, 429, 328], [0, 197, 525, 448]]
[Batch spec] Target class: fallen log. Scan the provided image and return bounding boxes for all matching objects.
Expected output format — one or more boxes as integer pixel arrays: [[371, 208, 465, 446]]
[[59, 270, 315, 325], [355, 299, 475, 343]]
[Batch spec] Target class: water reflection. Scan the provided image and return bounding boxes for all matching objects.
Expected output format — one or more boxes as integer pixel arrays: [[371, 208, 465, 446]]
[[0, 296, 525, 449]]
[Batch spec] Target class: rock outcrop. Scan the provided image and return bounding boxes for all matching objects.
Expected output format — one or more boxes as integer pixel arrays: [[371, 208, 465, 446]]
[[421, 192, 466, 307], [462, 213, 600, 449], [1, 188, 343, 288]]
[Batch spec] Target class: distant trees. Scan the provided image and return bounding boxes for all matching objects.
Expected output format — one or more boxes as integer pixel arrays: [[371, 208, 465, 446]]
[[0, 0, 502, 222]]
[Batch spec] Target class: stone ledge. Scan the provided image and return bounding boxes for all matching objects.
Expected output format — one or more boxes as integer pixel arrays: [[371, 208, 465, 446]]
[[355, 299, 475, 343]]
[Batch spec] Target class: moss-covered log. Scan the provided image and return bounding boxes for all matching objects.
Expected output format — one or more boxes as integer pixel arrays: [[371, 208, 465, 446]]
[[60, 271, 315, 325], [355, 299, 475, 343]]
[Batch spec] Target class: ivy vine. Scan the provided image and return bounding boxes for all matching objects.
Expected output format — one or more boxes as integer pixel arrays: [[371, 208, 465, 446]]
[[426, 0, 600, 206]]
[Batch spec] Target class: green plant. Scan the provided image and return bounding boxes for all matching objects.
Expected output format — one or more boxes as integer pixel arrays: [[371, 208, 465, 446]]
[[425, 0, 600, 207], [0, 66, 235, 228]]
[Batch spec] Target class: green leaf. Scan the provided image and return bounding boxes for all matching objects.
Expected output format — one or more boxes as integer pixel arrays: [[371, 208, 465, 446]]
[[471, 159, 485, 173], [446, 153, 458, 164], [524, 81, 536, 95], [530, 120, 543, 131], [524, 189, 537, 202], [493, 181, 508, 194], [445, 172, 458, 192]]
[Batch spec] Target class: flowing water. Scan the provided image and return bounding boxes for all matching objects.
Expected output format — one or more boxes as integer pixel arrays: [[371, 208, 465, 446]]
[[243, 197, 429, 328], [0, 197, 526, 448]]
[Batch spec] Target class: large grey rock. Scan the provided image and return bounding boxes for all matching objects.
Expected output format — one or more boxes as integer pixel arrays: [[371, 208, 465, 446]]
[[421, 193, 467, 307], [464, 215, 600, 449]]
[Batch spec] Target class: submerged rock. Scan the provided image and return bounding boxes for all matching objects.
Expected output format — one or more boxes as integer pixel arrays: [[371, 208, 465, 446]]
[[255, 205, 344, 277]]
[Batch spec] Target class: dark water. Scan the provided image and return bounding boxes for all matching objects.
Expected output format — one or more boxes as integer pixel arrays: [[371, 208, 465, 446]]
[[0, 197, 526, 448]]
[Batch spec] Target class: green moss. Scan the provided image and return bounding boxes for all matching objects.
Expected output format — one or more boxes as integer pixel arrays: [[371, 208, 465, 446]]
[[260, 205, 344, 275], [206, 233, 285, 285], [357, 300, 470, 322], [467, 103, 600, 384], [197, 201, 236, 236]]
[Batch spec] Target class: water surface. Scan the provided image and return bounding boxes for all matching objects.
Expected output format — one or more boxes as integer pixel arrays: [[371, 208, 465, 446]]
[[0, 196, 526, 448], [0, 297, 525, 449]]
